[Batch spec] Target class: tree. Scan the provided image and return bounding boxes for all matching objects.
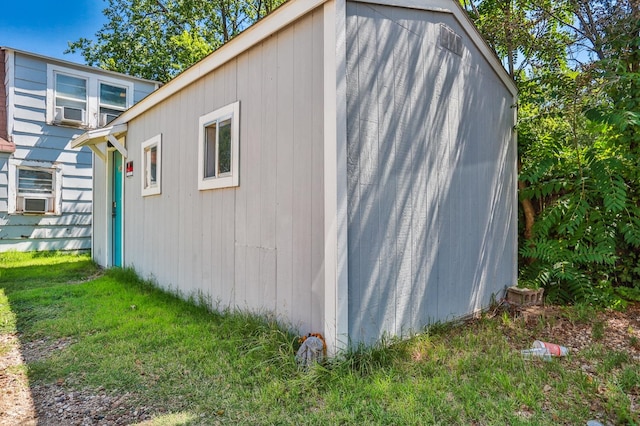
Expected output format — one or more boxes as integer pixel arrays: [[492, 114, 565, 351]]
[[463, 0, 640, 305], [516, 1, 640, 305], [67, 0, 286, 82], [460, 0, 574, 243]]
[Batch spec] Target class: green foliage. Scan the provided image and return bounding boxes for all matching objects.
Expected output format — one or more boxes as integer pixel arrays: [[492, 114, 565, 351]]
[[67, 0, 286, 82], [463, 0, 640, 308], [518, 120, 639, 306], [511, 0, 640, 306], [460, 0, 573, 77]]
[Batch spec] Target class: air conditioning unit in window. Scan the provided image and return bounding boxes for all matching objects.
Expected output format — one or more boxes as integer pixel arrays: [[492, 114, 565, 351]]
[[23, 197, 48, 214], [55, 106, 85, 125], [99, 112, 120, 127]]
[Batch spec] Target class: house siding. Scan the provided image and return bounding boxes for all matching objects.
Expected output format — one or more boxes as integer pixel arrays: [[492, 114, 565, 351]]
[[0, 49, 8, 141], [0, 158, 8, 212], [0, 50, 156, 252], [345, 2, 517, 343], [1, 50, 10, 213], [116, 9, 326, 334]]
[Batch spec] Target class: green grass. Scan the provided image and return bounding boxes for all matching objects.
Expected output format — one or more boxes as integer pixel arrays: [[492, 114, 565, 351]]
[[0, 252, 637, 425]]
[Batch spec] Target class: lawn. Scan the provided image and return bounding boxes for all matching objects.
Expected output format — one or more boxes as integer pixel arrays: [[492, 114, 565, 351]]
[[0, 251, 638, 425]]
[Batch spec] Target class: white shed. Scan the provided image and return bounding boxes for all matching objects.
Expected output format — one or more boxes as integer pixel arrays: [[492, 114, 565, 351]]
[[73, 0, 518, 351]]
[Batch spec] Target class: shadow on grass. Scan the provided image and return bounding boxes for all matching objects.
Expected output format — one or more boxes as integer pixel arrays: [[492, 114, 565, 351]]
[[0, 253, 304, 424]]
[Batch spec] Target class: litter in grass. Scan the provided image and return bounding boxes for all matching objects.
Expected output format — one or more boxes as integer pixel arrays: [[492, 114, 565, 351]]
[[296, 333, 327, 367], [521, 340, 569, 361]]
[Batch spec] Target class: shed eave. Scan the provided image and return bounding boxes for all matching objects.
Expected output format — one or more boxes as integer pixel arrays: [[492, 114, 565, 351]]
[[71, 123, 128, 149], [71, 124, 128, 161]]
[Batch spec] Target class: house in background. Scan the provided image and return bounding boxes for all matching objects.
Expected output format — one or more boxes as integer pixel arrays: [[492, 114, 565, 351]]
[[74, 0, 518, 351], [0, 47, 159, 252]]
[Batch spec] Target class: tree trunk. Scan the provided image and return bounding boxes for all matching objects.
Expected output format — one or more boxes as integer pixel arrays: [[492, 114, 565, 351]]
[[519, 181, 536, 240], [518, 160, 535, 241]]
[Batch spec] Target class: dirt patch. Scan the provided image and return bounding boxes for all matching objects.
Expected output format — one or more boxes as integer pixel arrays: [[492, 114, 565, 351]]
[[0, 333, 37, 425], [511, 303, 640, 360], [0, 334, 155, 425], [21, 337, 77, 363], [30, 385, 154, 426]]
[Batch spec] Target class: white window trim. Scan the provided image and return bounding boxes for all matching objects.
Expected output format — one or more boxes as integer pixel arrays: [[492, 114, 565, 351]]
[[98, 80, 130, 126], [46, 64, 134, 128], [7, 159, 63, 216], [141, 134, 162, 197], [198, 101, 240, 190]]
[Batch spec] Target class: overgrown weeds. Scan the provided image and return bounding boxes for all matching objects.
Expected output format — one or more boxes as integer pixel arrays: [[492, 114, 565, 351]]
[[1, 252, 638, 425]]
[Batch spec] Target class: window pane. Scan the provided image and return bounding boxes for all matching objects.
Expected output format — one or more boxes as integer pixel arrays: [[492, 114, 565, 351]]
[[56, 98, 86, 110], [205, 124, 217, 178], [100, 83, 127, 109], [149, 146, 157, 185], [56, 74, 86, 100], [18, 169, 53, 194], [100, 107, 122, 124], [218, 119, 232, 175]]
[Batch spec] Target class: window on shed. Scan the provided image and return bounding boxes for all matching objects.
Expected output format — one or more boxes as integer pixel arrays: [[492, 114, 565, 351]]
[[54, 73, 87, 125], [204, 118, 232, 178], [198, 101, 240, 190], [141, 134, 162, 196]]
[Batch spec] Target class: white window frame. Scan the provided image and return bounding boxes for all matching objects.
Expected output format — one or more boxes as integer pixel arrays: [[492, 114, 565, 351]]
[[141, 134, 162, 197], [52, 72, 88, 126], [7, 159, 63, 216], [46, 64, 134, 128], [98, 80, 129, 125], [198, 101, 240, 190]]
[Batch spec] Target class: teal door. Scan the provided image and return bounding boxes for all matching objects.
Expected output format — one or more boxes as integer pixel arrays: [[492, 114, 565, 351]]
[[112, 151, 123, 267]]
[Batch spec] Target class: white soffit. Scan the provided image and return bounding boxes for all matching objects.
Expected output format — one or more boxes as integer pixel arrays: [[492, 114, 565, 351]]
[[71, 123, 128, 161]]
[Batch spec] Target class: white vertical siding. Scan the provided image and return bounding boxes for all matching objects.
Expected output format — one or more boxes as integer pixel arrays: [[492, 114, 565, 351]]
[[346, 2, 517, 344], [122, 10, 326, 335]]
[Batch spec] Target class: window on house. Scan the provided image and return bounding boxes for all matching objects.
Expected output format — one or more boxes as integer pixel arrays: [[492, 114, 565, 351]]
[[8, 161, 62, 215], [47, 64, 134, 128], [141, 134, 162, 196], [198, 101, 240, 190], [54, 73, 87, 125], [99, 82, 128, 125]]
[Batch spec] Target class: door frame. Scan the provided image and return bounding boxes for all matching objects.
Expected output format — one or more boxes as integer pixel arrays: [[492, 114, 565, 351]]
[[108, 149, 124, 267]]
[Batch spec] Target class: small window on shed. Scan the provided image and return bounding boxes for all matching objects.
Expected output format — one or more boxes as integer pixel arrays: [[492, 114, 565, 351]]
[[198, 101, 240, 190], [141, 134, 162, 196]]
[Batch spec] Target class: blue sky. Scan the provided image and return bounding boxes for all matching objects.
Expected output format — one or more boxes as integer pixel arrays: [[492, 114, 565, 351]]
[[0, 0, 107, 64]]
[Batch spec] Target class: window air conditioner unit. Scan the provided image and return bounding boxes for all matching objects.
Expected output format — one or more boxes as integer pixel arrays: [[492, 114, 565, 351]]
[[99, 112, 120, 126], [23, 197, 48, 214], [55, 106, 85, 125]]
